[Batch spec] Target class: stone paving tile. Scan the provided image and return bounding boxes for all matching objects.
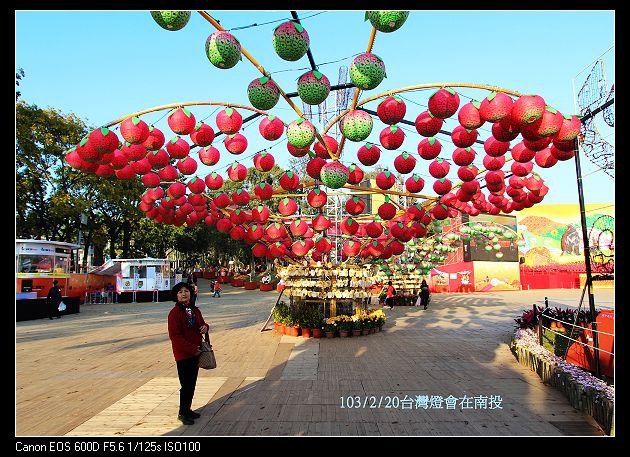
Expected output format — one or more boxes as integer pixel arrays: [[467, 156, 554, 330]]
[[16, 286, 613, 437]]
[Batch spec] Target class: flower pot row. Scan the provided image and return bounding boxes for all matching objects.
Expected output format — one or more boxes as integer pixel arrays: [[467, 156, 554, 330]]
[[325, 327, 382, 337], [274, 322, 322, 338]]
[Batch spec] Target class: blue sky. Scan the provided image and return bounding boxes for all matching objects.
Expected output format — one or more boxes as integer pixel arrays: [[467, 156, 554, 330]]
[[15, 10, 615, 206]]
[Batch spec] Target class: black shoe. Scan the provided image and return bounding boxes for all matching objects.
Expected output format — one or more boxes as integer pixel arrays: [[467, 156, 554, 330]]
[[186, 410, 201, 419], [56, 316, 61, 319], [424, 306, 427, 310], [389, 306, 393, 309], [177, 414, 194, 425], [49, 317, 54, 320]]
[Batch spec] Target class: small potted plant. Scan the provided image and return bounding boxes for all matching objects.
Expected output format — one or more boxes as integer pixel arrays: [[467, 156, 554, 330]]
[[324, 317, 337, 338]]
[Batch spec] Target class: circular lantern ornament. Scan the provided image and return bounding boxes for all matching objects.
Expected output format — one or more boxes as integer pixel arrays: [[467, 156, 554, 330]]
[[289, 218, 309, 237], [307, 188, 328, 208], [313, 135, 338, 159], [510, 94, 546, 127], [306, 155, 327, 180], [279, 170, 300, 191], [190, 122, 215, 147], [314, 236, 333, 253], [484, 137, 510, 157], [458, 100, 483, 129], [346, 196, 366, 215], [287, 117, 316, 148], [252, 205, 270, 223], [375, 169, 396, 190], [428, 87, 460, 119], [510, 142, 536, 163], [451, 126, 478, 148], [110, 149, 130, 170], [216, 108, 243, 135], [523, 136, 552, 151], [206, 31, 241, 69], [347, 163, 364, 185], [227, 162, 248, 182], [88, 127, 119, 154], [378, 197, 397, 220], [120, 116, 150, 145], [452, 146, 476, 166], [417, 137, 442, 160], [259, 115, 284, 141], [457, 164, 478, 182], [252, 242, 268, 258], [253, 150, 275, 172], [187, 176, 206, 194], [341, 110, 373, 142], [272, 21, 309, 61], [550, 144, 576, 161], [511, 160, 534, 177], [555, 114, 582, 141], [379, 125, 405, 150], [521, 106, 564, 139], [366, 218, 384, 238], [377, 96, 406, 124], [492, 118, 521, 142], [433, 178, 452, 195], [431, 203, 450, 220], [142, 172, 160, 188], [357, 143, 381, 166], [247, 76, 280, 110], [177, 156, 197, 175], [405, 174, 425, 193], [205, 171, 224, 190], [342, 240, 361, 258], [312, 214, 331, 232], [132, 158, 152, 176], [266, 222, 287, 240], [297, 70, 330, 105], [534, 148, 558, 168], [198, 145, 220, 166], [415, 111, 443, 137], [142, 126, 165, 151], [158, 164, 178, 181], [291, 240, 311, 257], [253, 182, 273, 200], [166, 136, 190, 159], [340, 217, 359, 236], [394, 152, 416, 174], [428, 158, 450, 179], [224, 133, 248, 155], [286, 142, 310, 158], [479, 91, 514, 122], [483, 154, 505, 171], [150, 11, 191, 31], [366, 11, 410, 33], [168, 108, 196, 136], [278, 197, 298, 216], [350, 53, 386, 90]]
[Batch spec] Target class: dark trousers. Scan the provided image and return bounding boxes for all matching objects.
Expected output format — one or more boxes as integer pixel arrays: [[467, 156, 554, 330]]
[[47, 301, 60, 319], [176, 356, 200, 415]]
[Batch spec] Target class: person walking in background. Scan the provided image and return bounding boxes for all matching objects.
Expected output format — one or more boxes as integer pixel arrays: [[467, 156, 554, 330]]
[[167, 282, 209, 425], [46, 280, 63, 319], [420, 279, 430, 310], [212, 280, 222, 298], [187, 276, 199, 306], [385, 281, 396, 310]]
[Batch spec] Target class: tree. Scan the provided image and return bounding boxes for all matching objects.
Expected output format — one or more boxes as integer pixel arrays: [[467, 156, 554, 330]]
[[16, 68, 25, 101]]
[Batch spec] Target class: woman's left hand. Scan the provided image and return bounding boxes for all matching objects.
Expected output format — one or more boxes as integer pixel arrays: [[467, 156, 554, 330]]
[[199, 324, 209, 334]]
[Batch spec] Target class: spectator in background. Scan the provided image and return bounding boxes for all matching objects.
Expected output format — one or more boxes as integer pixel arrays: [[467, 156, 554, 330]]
[[46, 280, 63, 319], [187, 276, 199, 306], [212, 280, 222, 298]]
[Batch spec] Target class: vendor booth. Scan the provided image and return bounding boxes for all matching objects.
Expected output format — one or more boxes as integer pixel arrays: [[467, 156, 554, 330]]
[[92, 258, 172, 303]]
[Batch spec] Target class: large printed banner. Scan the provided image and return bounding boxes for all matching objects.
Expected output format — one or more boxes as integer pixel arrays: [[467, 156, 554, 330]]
[[473, 262, 521, 291], [515, 203, 614, 270]]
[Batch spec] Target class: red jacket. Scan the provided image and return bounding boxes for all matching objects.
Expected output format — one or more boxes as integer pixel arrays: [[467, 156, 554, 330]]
[[168, 303, 208, 361]]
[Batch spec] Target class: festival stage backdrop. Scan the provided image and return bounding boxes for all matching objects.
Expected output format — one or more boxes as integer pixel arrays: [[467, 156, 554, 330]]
[[472, 261, 521, 292]]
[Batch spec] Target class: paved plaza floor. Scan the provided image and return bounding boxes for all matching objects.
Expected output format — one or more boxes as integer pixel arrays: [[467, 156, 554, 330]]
[[15, 282, 613, 437]]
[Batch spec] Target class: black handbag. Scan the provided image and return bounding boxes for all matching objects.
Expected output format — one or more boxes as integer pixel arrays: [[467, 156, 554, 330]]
[[198, 332, 217, 369]]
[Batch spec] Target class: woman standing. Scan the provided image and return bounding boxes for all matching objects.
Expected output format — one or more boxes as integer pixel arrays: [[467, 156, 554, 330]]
[[167, 282, 209, 425], [420, 279, 430, 310]]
